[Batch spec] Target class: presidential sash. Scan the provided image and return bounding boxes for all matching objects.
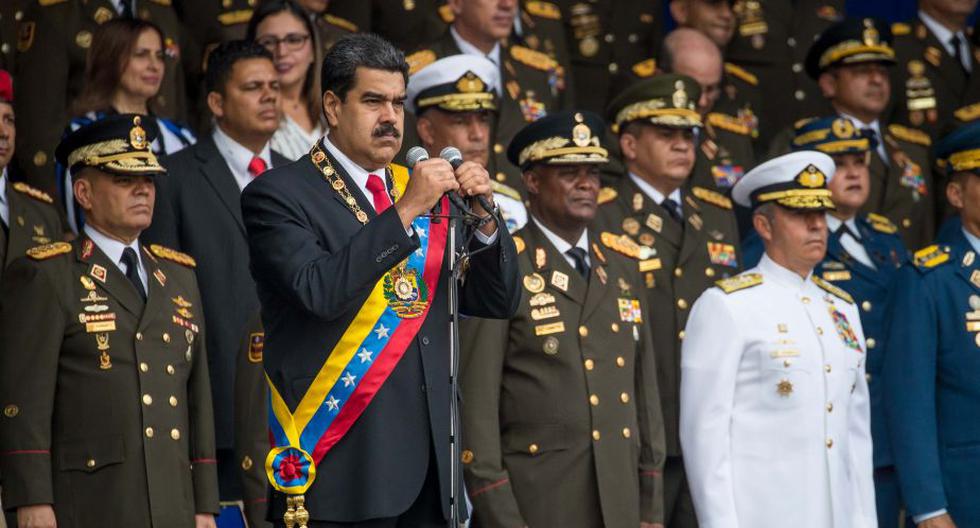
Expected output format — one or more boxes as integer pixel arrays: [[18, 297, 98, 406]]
[[266, 148, 449, 526]]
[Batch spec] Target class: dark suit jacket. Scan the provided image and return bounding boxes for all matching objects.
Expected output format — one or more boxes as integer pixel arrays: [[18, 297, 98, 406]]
[[240, 148, 521, 522], [143, 135, 289, 449]]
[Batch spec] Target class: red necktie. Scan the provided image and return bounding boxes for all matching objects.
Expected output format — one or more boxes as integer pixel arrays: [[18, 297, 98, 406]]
[[247, 156, 267, 178], [365, 173, 392, 213]]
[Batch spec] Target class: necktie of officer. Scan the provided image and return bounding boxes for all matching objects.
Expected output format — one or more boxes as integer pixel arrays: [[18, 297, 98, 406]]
[[566, 247, 590, 279], [365, 173, 392, 213], [950, 34, 971, 75], [121, 247, 146, 301], [662, 197, 683, 222], [247, 156, 267, 178]]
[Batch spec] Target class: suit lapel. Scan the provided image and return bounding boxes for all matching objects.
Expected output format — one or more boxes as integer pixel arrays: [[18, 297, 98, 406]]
[[675, 192, 704, 267], [140, 246, 175, 331], [77, 237, 144, 318], [526, 222, 586, 305], [321, 147, 378, 221], [581, 234, 611, 321], [923, 24, 969, 94], [196, 136, 247, 235]]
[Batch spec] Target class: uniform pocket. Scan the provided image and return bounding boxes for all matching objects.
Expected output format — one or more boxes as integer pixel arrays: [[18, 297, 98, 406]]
[[56, 433, 125, 472], [501, 423, 573, 456]]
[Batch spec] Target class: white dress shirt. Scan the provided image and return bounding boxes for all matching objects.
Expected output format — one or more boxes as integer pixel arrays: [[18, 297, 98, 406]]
[[84, 224, 147, 291], [531, 216, 590, 269], [450, 26, 502, 66], [920, 10, 972, 73], [838, 112, 888, 164], [965, 228, 980, 253], [629, 172, 682, 211], [826, 215, 875, 269], [0, 168, 9, 228], [212, 125, 273, 192]]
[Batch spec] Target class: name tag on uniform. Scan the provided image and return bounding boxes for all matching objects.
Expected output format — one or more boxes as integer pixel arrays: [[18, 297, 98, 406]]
[[966, 321, 980, 332], [535, 322, 565, 336], [822, 271, 852, 281], [769, 349, 800, 358], [86, 321, 116, 333], [638, 258, 661, 272]]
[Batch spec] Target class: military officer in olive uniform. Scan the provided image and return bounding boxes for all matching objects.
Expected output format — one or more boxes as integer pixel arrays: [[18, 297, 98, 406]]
[[176, 0, 255, 61], [14, 0, 192, 195], [234, 314, 270, 528], [725, 0, 845, 148], [408, 1, 571, 204], [0, 115, 219, 527], [460, 110, 665, 528], [889, 1, 980, 144], [0, 2, 27, 72], [594, 74, 742, 528], [326, 0, 450, 53], [512, 1, 571, 80]]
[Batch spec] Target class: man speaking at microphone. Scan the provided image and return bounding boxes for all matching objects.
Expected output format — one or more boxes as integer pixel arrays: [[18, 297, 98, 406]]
[[241, 33, 521, 528]]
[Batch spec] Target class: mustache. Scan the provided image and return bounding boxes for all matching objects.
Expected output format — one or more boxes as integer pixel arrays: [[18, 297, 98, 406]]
[[372, 123, 401, 138]]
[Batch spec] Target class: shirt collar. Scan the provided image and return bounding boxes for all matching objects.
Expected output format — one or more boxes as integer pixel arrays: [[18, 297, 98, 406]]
[[532, 216, 588, 256], [322, 134, 385, 193], [825, 214, 861, 239], [919, 10, 964, 52], [963, 227, 980, 254], [83, 224, 141, 270], [838, 111, 881, 137], [758, 252, 813, 289], [450, 26, 501, 65], [629, 172, 681, 206], [212, 125, 273, 178], [0, 167, 7, 205]]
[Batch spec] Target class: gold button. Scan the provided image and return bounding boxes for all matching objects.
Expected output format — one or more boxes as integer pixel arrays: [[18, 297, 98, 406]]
[[584, 359, 595, 370], [4, 404, 18, 418], [678, 330, 685, 340], [902, 218, 911, 228], [866, 338, 876, 349], [136, 332, 143, 341], [166, 365, 175, 375], [677, 298, 688, 310], [162, 333, 171, 343], [620, 392, 629, 403], [608, 62, 618, 73], [171, 428, 181, 440], [866, 373, 872, 382], [604, 33, 614, 43], [610, 323, 619, 332], [826, 402, 834, 412], [592, 430, 601, 441], [495, 172, 506, 182], [794, 89, 805, 100], [826, 438, 833, 448], [674, 268, 683, 278], [616, 356, 625, 367], [139, 362, 149, 372], [704, 267, 715, 277], [817, 327, 824, 335], [825, 364, 832, 373], [792, 62, 803, 73], [493, 143, 503, 154], [241, 456, 253, 470], [145, 427, 154, 438], [801, 296, 810, 304], [622, 427, 631, 438], [142, 394, 152, 405], [589, 394, 599, 406], [528, 443, 539, 454], [579, 325, 589, 337], [461, 450, 474, 464], [169, 396, 178, 407], [783, 360, 792, 368], [33, 151, 47, 167], [861, 301, 872, 312], [86, 459, 96, 468]]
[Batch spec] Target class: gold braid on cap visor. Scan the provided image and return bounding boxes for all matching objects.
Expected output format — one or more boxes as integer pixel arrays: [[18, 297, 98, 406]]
[[613, 101, 701, 132], [755, 188, 835, 209], [818, 42, 895, 69], [949, 148, 980, 171], [67, 139, 164, 173], [416, 92, 497, 112], [517, 136, 608, 166]]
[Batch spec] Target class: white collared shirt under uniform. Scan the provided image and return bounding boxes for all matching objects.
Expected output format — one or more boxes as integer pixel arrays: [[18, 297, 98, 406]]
[[84, 224, 148, 292]]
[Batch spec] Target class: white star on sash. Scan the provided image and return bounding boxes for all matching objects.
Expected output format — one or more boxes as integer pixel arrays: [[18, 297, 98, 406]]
[[341, 371, 356, 387], [357, 348, 373, 363], [415, 225, 427, 238], [374, 324, 390, 339], [325, 396, 340, 411], [415, 247, 425, 257]]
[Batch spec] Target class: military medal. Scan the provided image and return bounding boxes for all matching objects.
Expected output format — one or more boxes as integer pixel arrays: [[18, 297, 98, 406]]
[[186, 329, 195, 344], [96, 333, 112, 370], [542, 336, 559, 355], [622, 217, 640, 236], [529, 292, 556, 306], [579, 36, 599, 57], [523, 273, 546, 293]]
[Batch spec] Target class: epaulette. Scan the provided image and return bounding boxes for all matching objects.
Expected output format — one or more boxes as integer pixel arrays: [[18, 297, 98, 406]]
[[323, 14, 358, 33], [218, 9, 253, 26], [149, 244, 197, 268], [600, 231, 640, 259], [955, 102, 980, 123], [597, 187, 618, 205], [811, 275, 853, 303], [406, 50, 437, 75], [631, 58, 657, 78], [892, 22, 912, 36], [438, 5, 454, 24], [707, 112, 750, 136], [866, 213, 898, 234], [794, 116, 818, 129], [26, 241, 71, 260], [715, 273, 762, 293], [510, 45, 557, 72], [11, 181, 54, 204], [724, 62, 758, 86], [38, 0, 69, 5], [513, 236, 525, 254], [525, 1, 561, 20], [888, 124, 931, 146], [691, 186, 732, 209], [912, 244, 950, 269], [492, 181, 522, 202]]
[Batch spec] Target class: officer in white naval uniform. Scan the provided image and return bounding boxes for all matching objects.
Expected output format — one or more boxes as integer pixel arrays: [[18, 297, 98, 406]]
[[679, 151, 878, 528]]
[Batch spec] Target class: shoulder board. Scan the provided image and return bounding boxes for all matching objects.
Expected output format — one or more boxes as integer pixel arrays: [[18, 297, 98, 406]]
[[438, 4, 454, 23], [406, 49, 437, 75], [707, 112, 750, 136], [149, 244, 197, 268], [38, 0, 69, 5], [892, 22, 912, 36], [912, 244, 951, 269], [691, 186, 733, 209], [525, 1, 561, 20], [811, 275, 853, 303], [491, 180, 522, 202], [218, 9, 253, 26], [715, 272, 762, 294], [598, 187, 618, 205], [11, 181, 54, 204], [724, 62, 758, 86], [794, 116, 818, 129], [26, 241, 71, 260], [887, 124, 931, 146], [866, 213, 898, 234], [955, 102, 980, 123], [513, 235, 526, 254], [631, 58, 657, 78], [323, 14, 358, 33], [600, 231, 640, 259], [510, 45, 556, 72]]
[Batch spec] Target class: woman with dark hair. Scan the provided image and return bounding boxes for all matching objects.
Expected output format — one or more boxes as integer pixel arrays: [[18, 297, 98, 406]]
[[247, 0, 324, 160], [60, 18, 196, 232]]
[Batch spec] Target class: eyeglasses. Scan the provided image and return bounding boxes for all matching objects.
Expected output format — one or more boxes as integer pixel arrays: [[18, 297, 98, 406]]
[[256, 33, 311, 52]]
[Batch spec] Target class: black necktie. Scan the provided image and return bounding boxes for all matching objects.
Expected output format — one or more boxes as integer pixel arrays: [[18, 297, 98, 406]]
[[121, 247, 146, 301], [566, 247, 590, 279], [950, 34, 970, 76], [836, 222, 861, 241], [662, 197, 683, 222]]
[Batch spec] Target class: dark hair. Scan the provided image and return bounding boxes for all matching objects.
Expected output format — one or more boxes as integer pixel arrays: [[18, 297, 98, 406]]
[[205, 40, 274, 95], [73, 18, 165, 115], [320, 33, 408, 101], [245, 0, 321, 126]]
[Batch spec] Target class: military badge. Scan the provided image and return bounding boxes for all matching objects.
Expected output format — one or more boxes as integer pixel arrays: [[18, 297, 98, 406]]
[[96, 333, 112, 370], [383, 265, 430, 318], [80, 290, 108, 303], [153, 269, 167, 287], [542, 336, 559, 355], [529, 292, 556, 306], [633, 193, 644, 211], [592, 243, 606, 264], [622, 217, 640, 236], [90, 264, 108, 283], [551, 270, 569, 291], [17, 22, 35, 52], [639, 233, 655, 247], [75, 30, 92, 49], [177, 307, 194, 319], [899, 159, 927, 195], [964, 251, 976, 267], [617, 298, 643, 323], [519, 93, 547, 122], [776, 379, 793, 397], [822, 271, 852, 282], [596, 266, 607, 285], [711, 164, 744, 188], [248, 333, 264, 363], [638, 258, 662, 272], [828, 305, 861, 351], [971, 270, 980, 289], [80, 275, 96, 291], [688, 213, 703, 231], [645, 213, 663, 233], [535, 321, 565, 336], [706, 242, 738, 267], [85, 320, 116, 333], [531, 305, 560, 320], [524, 273, 546, 293], [535, 248, 547, 269]]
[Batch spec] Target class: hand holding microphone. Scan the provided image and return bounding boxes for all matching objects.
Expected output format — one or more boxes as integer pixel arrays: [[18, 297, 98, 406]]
[[399, 146, 460, 228], [438, 147, 496, 217]]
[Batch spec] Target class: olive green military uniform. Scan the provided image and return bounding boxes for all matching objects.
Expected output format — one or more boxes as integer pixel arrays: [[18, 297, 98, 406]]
[[889, 19, 980, 143], [514, 1, 572, 81], [725, 0, 844, 148], [0, 180, 64, 278], [326, 0, 450, 53], [315, 12, 357, 55], [0, 2, 28, 72], [14, 0, 191, 194], [460, 221, 665, 528], [176, 0, 253, 61], [407, 31, 570, 200], [690, 106, 756, 193], [0, 237, 219, 527], [234, 314, 271, 528]]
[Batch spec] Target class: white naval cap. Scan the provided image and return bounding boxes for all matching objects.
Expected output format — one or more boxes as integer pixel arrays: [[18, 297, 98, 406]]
[[732, 150, 837, 211], [406, 54, 499, 115]]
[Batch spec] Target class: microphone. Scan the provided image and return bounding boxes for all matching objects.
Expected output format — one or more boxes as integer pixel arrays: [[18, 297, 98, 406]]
[[439, 147, 496, 215], [405, 146, 470, 218]]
